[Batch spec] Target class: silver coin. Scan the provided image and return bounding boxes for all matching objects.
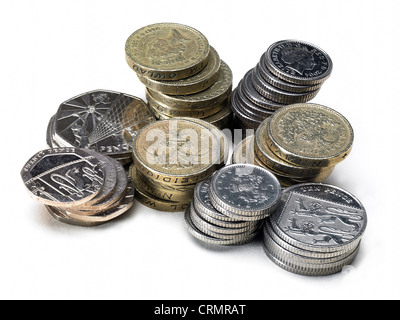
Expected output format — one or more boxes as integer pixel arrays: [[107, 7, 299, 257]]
[[231, 89, 263, 123], [193, 178, 237, 222], [262, 238, 360, 276], [75, 150, 118, 209], [263, 220, 352, 259], [190, 206, 259, 240], [184, 206, 258, 246], [269, 183, 367, 253], [194, 202, 259, 228], [46, 115, 57, 148], [236, 81, 275, 119], [190, 203, 260, 235], [257, 58, 322, 93], [21, 148, 105, 207], [241, 69, 284, 111], [45, 179, 135, 226], [210, 197, 268, 222], [231, 89, 263, 129], [49, 115, 67, 148], [252, 67, 320, 104], [69, 156, 128, 214], [263, 235, 360, 270], [209, 164, 282, 217], [264, 40, 333, 86], [52, 89, 155, 159]]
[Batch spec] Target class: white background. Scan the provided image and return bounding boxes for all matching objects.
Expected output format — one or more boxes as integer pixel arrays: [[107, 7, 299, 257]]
[[1, 0, 399, 300]]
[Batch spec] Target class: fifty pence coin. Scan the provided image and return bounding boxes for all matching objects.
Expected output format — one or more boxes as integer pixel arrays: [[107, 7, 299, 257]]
[[51, 90, 155, 161]]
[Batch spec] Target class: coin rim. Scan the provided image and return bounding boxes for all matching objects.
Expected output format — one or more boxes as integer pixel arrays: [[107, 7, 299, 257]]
[[269, 182, 367, 252], [137, 46, 221, 95], [125, 22, 210, 80], [209, 164, 282, 216], [265, 39, 333, 85], [264, 103, 354, 167]]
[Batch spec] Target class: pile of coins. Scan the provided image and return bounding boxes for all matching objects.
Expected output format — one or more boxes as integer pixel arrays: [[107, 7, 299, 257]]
[[233, 103, 353, 187], [185, 164, 282, 246], [231, 39, 333, 131], [21, 148, 134, 226], [262, 183, 367, 276], [125, 23, 233, 130], [46, 90, 156, 165], [129, 118, 228, 212]]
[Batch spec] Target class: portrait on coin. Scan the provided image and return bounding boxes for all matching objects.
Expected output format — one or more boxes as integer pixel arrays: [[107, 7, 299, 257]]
[[280, 46, 317, 76]]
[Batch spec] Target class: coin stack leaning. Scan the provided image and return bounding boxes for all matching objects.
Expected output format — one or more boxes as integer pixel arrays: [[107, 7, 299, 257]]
[[125, 22, 233, 130], [232, 103, 353, 187], [21, 148, 134, 226], [46, 90, 156, 165], [231, 39, 333, 131], [129, 118, 228, 212], [185, 164, 282, 246], [262, 183, 367, 276]]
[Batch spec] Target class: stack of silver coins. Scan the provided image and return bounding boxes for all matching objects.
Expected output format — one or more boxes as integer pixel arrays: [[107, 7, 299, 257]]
[[46, 90, 156, 166], [20, 148, 134, 226], [125, 23, 233, 130], [262, 183, 367, 276], [185, 164, 282, 246], [231, 39, 333, 131]]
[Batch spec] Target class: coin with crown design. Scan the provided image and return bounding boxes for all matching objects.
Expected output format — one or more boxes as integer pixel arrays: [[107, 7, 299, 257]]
[[21, 147, 134, 225], [263, 183, 367, 276]]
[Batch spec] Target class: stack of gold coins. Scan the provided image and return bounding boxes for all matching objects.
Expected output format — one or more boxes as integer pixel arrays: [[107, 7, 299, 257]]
[[232, 103, 354, 187], [125, 23, 233, 130], [128, 118, 228, 212]]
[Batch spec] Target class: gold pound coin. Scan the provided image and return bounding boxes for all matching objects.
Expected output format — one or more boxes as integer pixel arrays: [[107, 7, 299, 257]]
[[146, 88, 223, 119], [138, 46, 221, 95], [132, 119, 220, 186], [129, 165, 190, 212], [147, 61, 232, 109], [255, 118, 334, 177], [176, 117, 229, 165], [259, 103, 354, 168], [135, 168, 195, 203], [125, 23, 210, 81], [234, 135, 334, 187]]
